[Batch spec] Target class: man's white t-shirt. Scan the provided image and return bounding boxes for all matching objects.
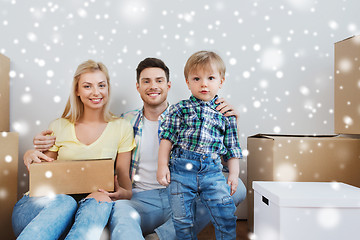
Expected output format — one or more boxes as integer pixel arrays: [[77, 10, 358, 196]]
[[133, 117, 165, 192]]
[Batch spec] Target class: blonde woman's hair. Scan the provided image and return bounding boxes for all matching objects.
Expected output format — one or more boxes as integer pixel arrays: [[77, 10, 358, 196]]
[[61, 60, 115, 123], [184, 51, 226, 79]]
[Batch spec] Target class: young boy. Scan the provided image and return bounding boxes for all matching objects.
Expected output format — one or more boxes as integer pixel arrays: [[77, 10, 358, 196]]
[[157, 51, 241, 240]]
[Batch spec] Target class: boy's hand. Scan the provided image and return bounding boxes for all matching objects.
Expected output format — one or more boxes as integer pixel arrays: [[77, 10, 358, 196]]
[[33, 130, 56, 152], [215, 97, 240, 119], [157, 165, 171, 186], [227, 173, 239, 196]]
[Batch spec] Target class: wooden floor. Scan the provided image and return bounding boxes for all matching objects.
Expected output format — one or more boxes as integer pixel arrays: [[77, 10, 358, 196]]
[[197, 220, 250, 240]]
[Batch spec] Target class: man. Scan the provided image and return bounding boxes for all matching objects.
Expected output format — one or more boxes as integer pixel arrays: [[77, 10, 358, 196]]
[[33, 57, 246, 239]]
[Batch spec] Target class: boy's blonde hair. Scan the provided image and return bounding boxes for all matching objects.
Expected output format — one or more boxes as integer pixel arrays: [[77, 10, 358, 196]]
[[62, 59, 115, 123], [184, 51, 226, 79]]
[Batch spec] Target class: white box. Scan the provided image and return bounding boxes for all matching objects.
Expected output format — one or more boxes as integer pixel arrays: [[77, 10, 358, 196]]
[[253, 181, 360, 240]]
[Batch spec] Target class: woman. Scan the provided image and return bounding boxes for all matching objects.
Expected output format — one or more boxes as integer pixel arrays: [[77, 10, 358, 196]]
[[12, 60, 136, 240]]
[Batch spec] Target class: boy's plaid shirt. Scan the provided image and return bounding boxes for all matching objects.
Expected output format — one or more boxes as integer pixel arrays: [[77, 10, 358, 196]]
[[160, 95, 242, 161], [121, 106, 169, 182]]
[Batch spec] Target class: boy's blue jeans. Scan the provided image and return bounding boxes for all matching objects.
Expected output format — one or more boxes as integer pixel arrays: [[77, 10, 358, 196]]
[[12, 194, 113, 240], [168, 148, 237, 240], [109, 173, 245, 240]]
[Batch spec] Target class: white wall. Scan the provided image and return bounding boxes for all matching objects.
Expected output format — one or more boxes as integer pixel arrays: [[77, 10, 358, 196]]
[[1, 0, 359, 218]]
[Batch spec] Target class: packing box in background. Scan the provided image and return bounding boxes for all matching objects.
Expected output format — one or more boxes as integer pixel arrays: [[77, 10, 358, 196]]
[[247, 134, 360, 231], [0, 53, 10, 132], [29, 159, 114, 197], [253, 181, 360, 240], [334, 35, 360, 134], [0, 132, 18, 240]]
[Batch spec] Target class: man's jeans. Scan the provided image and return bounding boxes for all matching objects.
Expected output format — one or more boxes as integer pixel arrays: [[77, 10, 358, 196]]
[[12, 194, 113, 240], [110, 166, 245, 240], [168, 148, 237, 240]]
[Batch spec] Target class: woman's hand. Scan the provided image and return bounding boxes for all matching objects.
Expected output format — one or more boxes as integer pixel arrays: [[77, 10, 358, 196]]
[[33, 130, 56, 152], [99, 175, 132, 201], [23, 149, 54, 171], [215, 97, 240, 119]]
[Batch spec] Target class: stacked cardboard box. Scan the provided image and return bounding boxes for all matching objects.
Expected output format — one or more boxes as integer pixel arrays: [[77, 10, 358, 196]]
[[0, 53, 10, 131], [334, 35, 360, 134], [247, 134, 360, 231], [247, 35, 360, 232], [0, 53, 18, 239]]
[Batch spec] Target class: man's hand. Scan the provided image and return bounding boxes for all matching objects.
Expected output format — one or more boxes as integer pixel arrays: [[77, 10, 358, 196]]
[[227, 173, 239, 196], [23, 149, 54, 171], [215, 97, 240, 119], [98, 175, 132, 201], [157, 165, 171, 186], [33, 130, 56, 152]]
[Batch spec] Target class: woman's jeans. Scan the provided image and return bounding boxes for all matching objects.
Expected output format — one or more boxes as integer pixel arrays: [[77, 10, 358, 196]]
[[12, 194, 113, 240], [12, 194, 77, 240], [65, 198, 113, 240], [168, 148, 237, 240]]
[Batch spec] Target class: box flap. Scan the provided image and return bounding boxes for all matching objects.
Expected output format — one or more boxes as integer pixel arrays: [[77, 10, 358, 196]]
[[44, 158, 113, 163], [248, 134, 275, 140], [335, 35, 356, 44], [0, 53, 10, 61], [253, 181, 360, 208], [248, 134, 338, 139]]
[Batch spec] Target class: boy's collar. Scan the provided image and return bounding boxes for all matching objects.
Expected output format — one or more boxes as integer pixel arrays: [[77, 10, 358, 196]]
[[189, 95, 219, 108]]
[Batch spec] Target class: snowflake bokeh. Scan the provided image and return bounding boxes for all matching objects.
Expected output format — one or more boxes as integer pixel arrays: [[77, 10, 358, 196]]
[[0, 0, 359, 221]]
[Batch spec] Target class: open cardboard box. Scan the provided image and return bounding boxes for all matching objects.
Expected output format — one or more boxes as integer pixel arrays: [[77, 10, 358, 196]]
[[247, 134, 360, 232], [29, 159, 114, 197]]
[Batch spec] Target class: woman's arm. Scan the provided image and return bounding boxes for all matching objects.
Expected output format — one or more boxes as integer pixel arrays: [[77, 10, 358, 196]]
[[115, 151, 133, 199], [99, 151, 132, 200], [23, 149, 57, 171]]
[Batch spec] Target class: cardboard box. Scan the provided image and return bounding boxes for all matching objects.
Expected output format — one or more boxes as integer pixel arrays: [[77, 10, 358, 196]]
[[334, 35, 360, 134], [29, 159, 114, 197], [0, 132, 18, 240], [247, 134, 360, 231], [0, 53, 10, 132], [253, 181, 360, 240]]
